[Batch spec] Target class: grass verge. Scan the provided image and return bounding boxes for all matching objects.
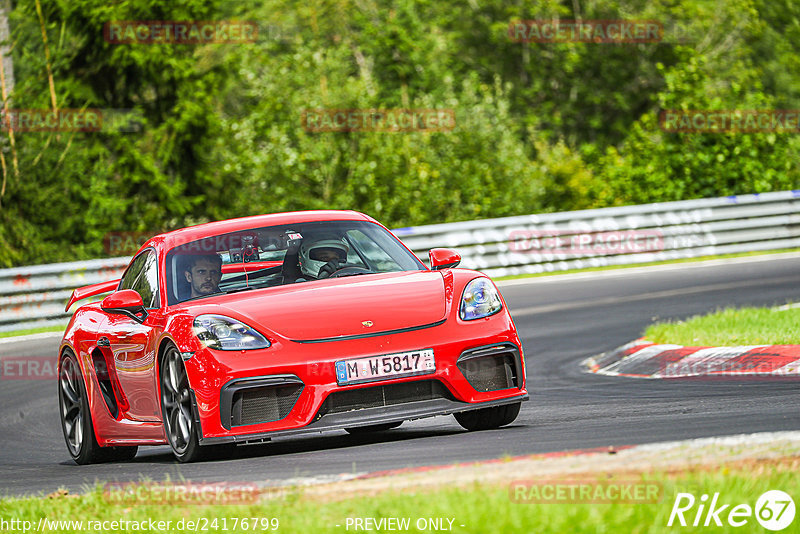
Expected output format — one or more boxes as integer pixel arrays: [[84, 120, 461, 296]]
[[645, 305, 800, 346], [1, 461, 797, 533], [0, 325, 65, 339]]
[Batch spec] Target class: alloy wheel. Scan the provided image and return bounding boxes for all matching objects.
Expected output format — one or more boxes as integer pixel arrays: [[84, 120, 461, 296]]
[[59, 356, 84, 455], [160, 346, 194, 455]]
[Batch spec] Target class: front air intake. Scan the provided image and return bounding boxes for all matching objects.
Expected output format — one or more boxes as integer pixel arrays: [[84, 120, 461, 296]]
[[457, 343, 522, 392], [231, 385, 304, 427], [220, 375, 304, 429], [317, 379, 452, 418]]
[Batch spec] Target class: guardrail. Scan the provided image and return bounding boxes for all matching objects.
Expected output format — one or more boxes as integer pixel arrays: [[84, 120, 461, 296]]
[[2, 190, 799, 332], [0, 259, 130, 332]]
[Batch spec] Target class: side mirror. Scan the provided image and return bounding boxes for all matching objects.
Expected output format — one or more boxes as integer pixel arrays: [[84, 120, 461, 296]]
[[101, 290, 148, 322], [429, 248, 461, 270]]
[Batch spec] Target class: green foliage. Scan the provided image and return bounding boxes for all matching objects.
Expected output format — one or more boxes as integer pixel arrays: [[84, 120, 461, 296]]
[[0, 0, 798, 266], [645, 304, 800, 345]]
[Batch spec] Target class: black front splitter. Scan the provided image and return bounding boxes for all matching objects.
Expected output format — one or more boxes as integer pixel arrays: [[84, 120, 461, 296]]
[[198, 393, 528, 446]]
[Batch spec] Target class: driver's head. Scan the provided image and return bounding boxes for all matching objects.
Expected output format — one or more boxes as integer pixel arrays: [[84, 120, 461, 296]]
[[184, 254, 222, 298], [299, 237, 349, 278]]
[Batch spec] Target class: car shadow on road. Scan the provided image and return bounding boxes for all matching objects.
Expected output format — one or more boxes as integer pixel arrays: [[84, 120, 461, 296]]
[[128, 426, 472, 465]]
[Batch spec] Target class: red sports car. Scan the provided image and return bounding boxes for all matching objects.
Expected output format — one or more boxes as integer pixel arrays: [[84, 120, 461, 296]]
[[58, 211, 527, 463]]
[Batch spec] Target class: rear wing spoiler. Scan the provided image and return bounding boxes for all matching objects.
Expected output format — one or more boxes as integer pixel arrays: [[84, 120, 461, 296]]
[[65, 279, 120, 312]]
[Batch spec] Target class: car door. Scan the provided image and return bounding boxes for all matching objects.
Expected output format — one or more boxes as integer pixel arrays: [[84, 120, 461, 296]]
[[102, 249, 161, 421]]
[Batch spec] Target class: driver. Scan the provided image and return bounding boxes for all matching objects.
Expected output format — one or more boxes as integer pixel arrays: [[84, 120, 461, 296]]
[[299, 237, 349, 279], [184, 254, 222, 298]]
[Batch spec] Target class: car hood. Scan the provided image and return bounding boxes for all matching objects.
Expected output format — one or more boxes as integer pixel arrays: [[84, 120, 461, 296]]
[[202, 271, 447, 341]]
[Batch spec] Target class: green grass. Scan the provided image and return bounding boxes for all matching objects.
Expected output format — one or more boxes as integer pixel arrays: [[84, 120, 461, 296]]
[[0, 325, 65, 339], [494, 247, 800, 281], [645, 305, 800, 346], [1, 464, 797, 533]]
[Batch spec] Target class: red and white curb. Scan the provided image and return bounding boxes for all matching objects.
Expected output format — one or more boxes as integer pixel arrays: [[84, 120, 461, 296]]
[[583, 339, 800, 378]]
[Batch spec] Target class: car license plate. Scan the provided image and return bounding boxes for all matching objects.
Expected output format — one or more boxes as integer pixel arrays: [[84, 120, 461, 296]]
[[335, 349, 435, 385]]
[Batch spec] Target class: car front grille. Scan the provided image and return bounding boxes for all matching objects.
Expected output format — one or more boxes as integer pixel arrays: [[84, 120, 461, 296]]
[[231, 384, 303, 427], [317, 379, 452, 418]]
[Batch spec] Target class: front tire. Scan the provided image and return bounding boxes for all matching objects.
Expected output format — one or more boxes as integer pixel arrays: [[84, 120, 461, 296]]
[[159, 345, 235, 463], [58, 350, 138, 464], [454, 402, 521, 431], [160, 344, 203, 462]]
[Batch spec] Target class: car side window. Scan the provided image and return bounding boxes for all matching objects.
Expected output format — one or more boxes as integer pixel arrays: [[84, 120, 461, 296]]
[[118, 250, 160, 309]]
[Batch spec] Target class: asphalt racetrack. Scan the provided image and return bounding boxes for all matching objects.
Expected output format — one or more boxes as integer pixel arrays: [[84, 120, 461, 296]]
[[2, 255, 800, 497]]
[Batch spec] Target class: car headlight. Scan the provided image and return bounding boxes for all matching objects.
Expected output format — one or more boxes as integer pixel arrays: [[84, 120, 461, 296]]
[[459, 278, 503, 320], [193, 314, 270, 350]]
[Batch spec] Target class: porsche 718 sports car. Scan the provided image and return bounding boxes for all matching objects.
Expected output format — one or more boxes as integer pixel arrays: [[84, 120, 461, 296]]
[[58, 211, 528, 463]]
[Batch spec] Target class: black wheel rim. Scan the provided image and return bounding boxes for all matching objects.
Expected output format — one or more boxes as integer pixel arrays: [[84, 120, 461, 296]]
[[161, 347, 193, 454], [59, 356, 84, 455]]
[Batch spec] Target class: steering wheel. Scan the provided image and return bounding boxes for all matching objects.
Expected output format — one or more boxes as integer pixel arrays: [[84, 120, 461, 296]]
[[327, 266, 373, 278]]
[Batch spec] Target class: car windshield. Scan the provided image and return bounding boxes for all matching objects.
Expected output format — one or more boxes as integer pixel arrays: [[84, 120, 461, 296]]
[[165, 220, 425, 305]]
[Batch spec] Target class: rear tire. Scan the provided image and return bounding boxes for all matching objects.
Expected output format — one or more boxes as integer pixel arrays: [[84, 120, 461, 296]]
[[344, 422, 402, 434], [454, 402, 521, 431], [58, 350, 138, 464]]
